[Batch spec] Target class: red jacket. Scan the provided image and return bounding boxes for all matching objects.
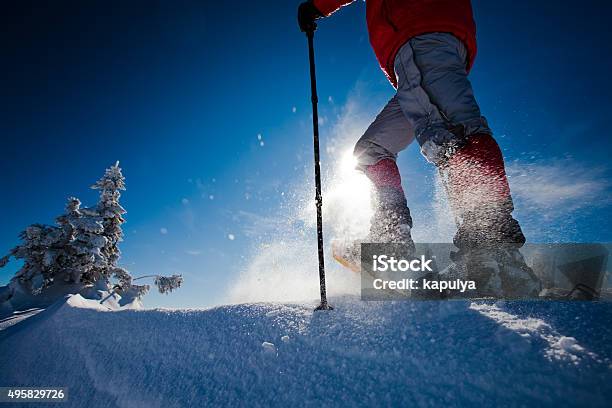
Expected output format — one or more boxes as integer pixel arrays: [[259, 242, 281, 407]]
[[313, 0, 477, 88]]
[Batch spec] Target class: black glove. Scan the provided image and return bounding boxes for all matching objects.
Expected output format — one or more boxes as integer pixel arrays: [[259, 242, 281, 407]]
[[298, 1, 323, 33]]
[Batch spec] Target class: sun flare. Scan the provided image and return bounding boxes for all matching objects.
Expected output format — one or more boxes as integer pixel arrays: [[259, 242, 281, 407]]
[[322, 149, 373, 239]]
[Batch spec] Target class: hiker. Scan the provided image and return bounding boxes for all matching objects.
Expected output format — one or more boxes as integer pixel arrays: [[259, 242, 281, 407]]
[[298, 0, 539, 297]]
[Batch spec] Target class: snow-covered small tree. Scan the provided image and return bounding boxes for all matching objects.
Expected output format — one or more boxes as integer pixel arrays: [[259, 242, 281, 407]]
[[91, 161, 126, 269], [60, 197, 107, 285], [131, 274, 184, 294], [155, 274, 184, 294], [6, 224, 65, 293], [1, 198, 83, 293], [0, 162, 183, 310]]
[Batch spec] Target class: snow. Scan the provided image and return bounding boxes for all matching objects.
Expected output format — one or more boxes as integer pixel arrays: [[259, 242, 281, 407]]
[[65, 293, 115, 311], [469, 302, 599, 364], [261, 341, 277, 355], [1, 296, 610, 407], [0, 308, 43, 331]]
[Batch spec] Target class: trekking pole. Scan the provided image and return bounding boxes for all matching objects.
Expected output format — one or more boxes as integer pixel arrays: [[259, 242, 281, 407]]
[[305, 28, 332, 311]]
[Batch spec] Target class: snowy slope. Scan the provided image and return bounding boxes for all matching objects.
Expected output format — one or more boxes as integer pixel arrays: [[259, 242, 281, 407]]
[[0, 295, 611, 408]]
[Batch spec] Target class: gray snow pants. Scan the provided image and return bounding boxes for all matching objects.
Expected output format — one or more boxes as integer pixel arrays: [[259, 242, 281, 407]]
[[354, 33, 492, 168]]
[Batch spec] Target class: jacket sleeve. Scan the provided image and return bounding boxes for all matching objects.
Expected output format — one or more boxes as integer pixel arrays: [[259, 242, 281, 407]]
[[312, 0, 355, 17]]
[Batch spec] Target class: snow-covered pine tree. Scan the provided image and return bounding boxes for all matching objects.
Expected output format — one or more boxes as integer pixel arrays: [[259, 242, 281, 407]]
[[0, 196, 107, 295], [7, 224, 64, 293], [91, 161, 126, 270], [129, 274, 183, 295], [53, 197, 80, 283], [57, 197, 106, 285], [154, 274, 184, 294], [0, 162, 183, 311], [88, 163, 184, 295]]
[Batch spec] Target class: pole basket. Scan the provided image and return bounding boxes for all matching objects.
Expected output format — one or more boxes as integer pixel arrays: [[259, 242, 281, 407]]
[[315, 301, 334, 311]]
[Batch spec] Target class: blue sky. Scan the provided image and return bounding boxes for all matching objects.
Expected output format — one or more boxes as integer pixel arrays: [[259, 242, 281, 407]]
[[1, 1, 611, 308]]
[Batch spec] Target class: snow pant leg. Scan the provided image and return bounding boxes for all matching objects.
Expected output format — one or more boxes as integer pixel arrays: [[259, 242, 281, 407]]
[[440, 134, 526, 249], [393, 33, 523, 248], [395, 33, 492, 164], [352, 98, 414, 219], [353, 95, 415, 171]]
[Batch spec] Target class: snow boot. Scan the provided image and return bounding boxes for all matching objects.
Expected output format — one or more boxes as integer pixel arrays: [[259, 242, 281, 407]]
[[368, 187, 414, 245], [439, 247, 540, 298], [364, 159, 415, 246], [332, 159, 414, 272], [437, 134, 540, 297]]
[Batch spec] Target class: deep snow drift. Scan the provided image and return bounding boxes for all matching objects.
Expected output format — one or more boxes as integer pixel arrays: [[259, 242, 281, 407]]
[[1, 295, 611, 407]]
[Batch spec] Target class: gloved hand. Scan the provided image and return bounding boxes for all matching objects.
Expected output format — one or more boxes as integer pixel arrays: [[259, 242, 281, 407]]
[[298, 1, 323, 33]]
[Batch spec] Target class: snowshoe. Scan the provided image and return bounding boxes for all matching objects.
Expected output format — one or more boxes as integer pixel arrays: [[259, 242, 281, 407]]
[[539, 284, 600, 301], [332, 185, 415, 273], [331, 223, 414, 273], [438, 247, 540, 299]]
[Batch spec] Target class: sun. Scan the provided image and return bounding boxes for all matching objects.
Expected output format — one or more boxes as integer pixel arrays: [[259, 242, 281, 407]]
[[321, 149, 373, 239]]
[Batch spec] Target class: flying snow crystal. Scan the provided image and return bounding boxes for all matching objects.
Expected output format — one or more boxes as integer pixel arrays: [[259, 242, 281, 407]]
[[260, 141, 265, 147], [227, 96, 375, 304], [320, 149, 373, 239], [292, 106, 297, 113], [228, 234, 235, 241], [257, 133, 262, 141], [181, 198, 189, 205], [209, 195, 215, 200], [328, 95, 333, 103], [160, 227, 168, 235]]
